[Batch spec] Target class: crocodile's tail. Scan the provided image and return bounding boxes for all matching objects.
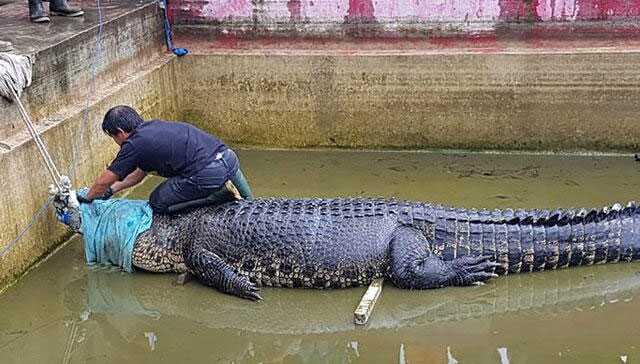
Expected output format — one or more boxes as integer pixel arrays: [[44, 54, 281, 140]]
[[424, 201, 640, 275]]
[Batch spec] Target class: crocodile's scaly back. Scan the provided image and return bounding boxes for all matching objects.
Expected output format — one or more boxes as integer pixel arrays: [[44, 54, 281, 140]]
[[189, 198, 403, 289], [410, 202, 640, 274]]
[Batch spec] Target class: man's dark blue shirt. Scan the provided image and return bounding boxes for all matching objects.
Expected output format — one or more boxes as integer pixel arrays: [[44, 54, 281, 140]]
[[107, 120, 225, 180]]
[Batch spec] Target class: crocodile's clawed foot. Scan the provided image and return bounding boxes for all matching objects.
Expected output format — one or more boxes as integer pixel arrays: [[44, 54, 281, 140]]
[[450, 255, 501, 286], [242, 289, 262, 301], [237, 278, 263, 301]]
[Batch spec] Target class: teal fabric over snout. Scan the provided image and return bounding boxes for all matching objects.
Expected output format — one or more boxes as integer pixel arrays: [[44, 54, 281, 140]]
[[78, 190, 152, 272]]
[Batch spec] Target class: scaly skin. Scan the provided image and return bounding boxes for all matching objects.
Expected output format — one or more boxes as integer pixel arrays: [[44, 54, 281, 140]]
[[129, 197, 640, 301]]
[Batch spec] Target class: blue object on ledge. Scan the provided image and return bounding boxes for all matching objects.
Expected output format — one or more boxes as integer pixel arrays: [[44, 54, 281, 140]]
[[159, 0, 189, 57]]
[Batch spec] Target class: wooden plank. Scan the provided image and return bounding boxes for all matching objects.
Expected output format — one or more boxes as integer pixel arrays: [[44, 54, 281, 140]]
[[175, 272, 193, 285], [354, 278, 384, 325]]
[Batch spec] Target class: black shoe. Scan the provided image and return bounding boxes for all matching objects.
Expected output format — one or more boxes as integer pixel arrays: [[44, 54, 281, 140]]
[[50, 0, 83, 17], [29, 0, 50, 23]]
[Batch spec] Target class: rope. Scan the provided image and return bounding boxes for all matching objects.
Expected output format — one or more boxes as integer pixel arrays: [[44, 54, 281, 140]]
[[160, 0, 188, 57], [6, 83, 63, 190], [0, 53, 32, 99], [0, 197, 52, 259], [1, 0, 106, 260]]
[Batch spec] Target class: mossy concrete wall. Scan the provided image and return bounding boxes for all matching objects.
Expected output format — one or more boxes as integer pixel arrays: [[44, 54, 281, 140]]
[[0, 1, 179, 291], [175, 50, 640, 151], [0, 59, 179, 291]]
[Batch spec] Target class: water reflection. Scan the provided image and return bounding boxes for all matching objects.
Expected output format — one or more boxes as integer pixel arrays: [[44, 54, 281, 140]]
[[50, 262, 640, 362], [65, 263, 640, 335]]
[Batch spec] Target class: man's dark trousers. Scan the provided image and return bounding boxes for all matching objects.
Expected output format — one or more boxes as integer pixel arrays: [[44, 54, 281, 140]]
[[149, 148, 251, 213]]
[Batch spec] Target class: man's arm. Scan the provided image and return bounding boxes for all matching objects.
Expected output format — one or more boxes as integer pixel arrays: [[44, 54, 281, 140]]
[[111, 168, 147, 194], [86, 170, 120, 200]]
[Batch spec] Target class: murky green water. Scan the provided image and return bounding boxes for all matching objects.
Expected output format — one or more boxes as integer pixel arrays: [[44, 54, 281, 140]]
[[2, 149, 640, 363]]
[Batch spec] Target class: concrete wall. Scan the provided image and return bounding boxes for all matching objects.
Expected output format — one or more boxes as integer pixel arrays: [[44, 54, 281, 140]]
[[0, 3, 167, 141], [0, 60, 179, 290], [169, 0, 640, 35], [0, 4, 179, 290], [175, 51, 640, 151]]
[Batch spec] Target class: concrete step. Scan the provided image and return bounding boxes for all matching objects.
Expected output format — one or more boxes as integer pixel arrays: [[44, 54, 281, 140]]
[[0, 0, 166, 142]]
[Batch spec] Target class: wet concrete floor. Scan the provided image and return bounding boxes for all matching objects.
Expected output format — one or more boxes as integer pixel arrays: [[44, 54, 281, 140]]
[[2, 149, 640, 363]]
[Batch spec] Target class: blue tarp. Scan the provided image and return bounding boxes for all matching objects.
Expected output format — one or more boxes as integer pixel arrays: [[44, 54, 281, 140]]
[[78, 190, 152, 272]]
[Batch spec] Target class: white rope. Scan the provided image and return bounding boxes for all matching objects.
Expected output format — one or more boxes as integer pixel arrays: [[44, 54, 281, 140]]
[[0, 53, 32, 99], [1, 53, 62, 189], [0, 0, 105, 260], [6, 83, 63, 190]]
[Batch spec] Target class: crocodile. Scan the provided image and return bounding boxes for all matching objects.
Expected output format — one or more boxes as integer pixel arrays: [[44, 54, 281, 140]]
[[56, 195, 640, 301]]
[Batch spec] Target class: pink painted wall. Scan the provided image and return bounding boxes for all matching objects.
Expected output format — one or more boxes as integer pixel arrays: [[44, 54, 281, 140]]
[[169, 0, 640, 34]]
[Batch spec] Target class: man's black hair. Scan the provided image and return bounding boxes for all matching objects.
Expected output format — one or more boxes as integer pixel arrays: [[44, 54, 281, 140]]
[[102, 105, 144, 136]]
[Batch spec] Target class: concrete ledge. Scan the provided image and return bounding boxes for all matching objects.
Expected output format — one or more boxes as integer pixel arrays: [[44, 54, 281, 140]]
[[0, 0, 165, 142], [175, 19, 640, 39], [168, 0, 640, 38], [174, 41, 640, 151]]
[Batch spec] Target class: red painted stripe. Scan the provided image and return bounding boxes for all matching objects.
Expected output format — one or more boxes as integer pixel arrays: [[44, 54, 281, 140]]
[[576, 0, 640, 19], [499, 0, 541, 21], [347, 0, 375, 22], [287, 0, 302, 22]]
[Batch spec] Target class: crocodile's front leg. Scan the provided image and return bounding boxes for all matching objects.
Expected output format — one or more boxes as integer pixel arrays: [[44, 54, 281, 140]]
[[388, 226, 500, 289], [184, 243, 262, 301]]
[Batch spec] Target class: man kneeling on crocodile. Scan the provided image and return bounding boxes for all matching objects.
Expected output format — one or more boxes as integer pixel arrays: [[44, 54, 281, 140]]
[[83, 105, 253, 212], [60, 109, 640, 301]]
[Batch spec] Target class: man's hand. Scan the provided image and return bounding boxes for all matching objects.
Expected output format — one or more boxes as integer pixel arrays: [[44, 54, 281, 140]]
[[77, 186, 113, 204], [76, 195, 92, 204], [94, 186, 114, 200], [87, 170, 119, 200]]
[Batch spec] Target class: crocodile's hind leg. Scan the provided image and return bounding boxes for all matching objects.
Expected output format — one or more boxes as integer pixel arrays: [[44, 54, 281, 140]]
[[184, 244, 262, 301], [388, 226, 500, 289]]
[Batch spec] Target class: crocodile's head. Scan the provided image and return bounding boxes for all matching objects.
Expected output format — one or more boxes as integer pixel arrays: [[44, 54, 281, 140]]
[[52, 189, 83, 234]]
